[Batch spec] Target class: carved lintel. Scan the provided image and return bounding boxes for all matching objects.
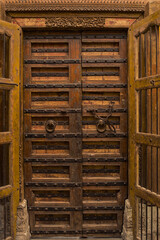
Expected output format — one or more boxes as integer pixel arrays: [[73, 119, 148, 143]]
[[46, 17, 105, 28], [5, 1, 146, 13]]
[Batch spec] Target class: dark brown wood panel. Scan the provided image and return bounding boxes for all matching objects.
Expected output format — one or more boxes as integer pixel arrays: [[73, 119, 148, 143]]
[[81, 31, 127, 237], [23, 30, 127, 238], [24, 32, 83, 237]]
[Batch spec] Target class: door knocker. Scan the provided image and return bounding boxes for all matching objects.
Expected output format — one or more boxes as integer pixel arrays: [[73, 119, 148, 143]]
[[45, 120, 57, 133], [89, 101, 116, 133], [96, 119, 108, 133]]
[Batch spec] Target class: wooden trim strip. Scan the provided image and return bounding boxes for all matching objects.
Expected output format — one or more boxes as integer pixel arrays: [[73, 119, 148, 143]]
[[0, 78, 18, 88], [136, 185, 160, 207], [135, 74, 160, 89], [0, 83, 18, 90], [135, 132, 160, 147], [0, 132, 12, 144], [0, 185, 12, 199], [128, 20, 137, 240], [0, 77, 11, 83]]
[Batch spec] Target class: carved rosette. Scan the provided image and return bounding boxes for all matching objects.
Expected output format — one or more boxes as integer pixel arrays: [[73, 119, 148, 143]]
[[46, 17, 106, 28]]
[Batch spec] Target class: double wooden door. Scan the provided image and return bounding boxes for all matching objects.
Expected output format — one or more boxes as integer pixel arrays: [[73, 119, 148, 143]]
[[23, 30, 127, 238]]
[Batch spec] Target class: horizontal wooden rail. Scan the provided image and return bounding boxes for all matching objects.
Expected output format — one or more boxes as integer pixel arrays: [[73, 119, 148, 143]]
[[136, 185, 160, 207], [0, 132, 12, 144], [135, 132, 160, 147], [0, 185, 12, 199], [0, 77, 18, 89], [135, 74, 160, 90]]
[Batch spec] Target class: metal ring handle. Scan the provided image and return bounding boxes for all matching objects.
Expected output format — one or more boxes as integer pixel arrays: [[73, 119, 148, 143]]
[[45, 120, 57, 133], [96, 119, 106, 133]]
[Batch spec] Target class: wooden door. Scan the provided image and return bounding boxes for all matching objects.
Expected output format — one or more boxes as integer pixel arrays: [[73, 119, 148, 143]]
[[81, 31, 127, 237], [129, 10, 160, 240], [23, 30, 127, 238], [0, 20, 20, 239]]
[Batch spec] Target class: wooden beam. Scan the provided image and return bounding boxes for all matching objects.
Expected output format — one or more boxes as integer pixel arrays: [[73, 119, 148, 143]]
[[0, 77, 18, 89], [0, 185, 12, 199], [135, 74, 160, 89], [135, 132, 160, 147], [0, 132, 12, 144], [136, 185, 160, 207], [128, 24, 137, 240]]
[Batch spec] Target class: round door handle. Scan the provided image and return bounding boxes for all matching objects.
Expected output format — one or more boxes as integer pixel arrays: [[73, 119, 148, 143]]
[[45, 120, 57, 133], [96, 119, 106, 133]]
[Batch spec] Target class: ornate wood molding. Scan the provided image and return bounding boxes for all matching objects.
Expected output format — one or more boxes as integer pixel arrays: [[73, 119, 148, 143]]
[[12, 17, 136, 28], [46, 17, 106, 28], [5, 0, 146, 12]]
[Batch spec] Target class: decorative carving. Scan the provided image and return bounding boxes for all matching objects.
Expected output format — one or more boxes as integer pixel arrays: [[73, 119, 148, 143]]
[[5, 0, 146, 13], [5, 0, 146, 3], [46, 17, 105, 28], [16, 200, 31, 240]]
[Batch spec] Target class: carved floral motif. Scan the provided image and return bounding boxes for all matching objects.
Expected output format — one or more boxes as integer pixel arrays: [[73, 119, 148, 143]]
[[46, 17, 105, 28]]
